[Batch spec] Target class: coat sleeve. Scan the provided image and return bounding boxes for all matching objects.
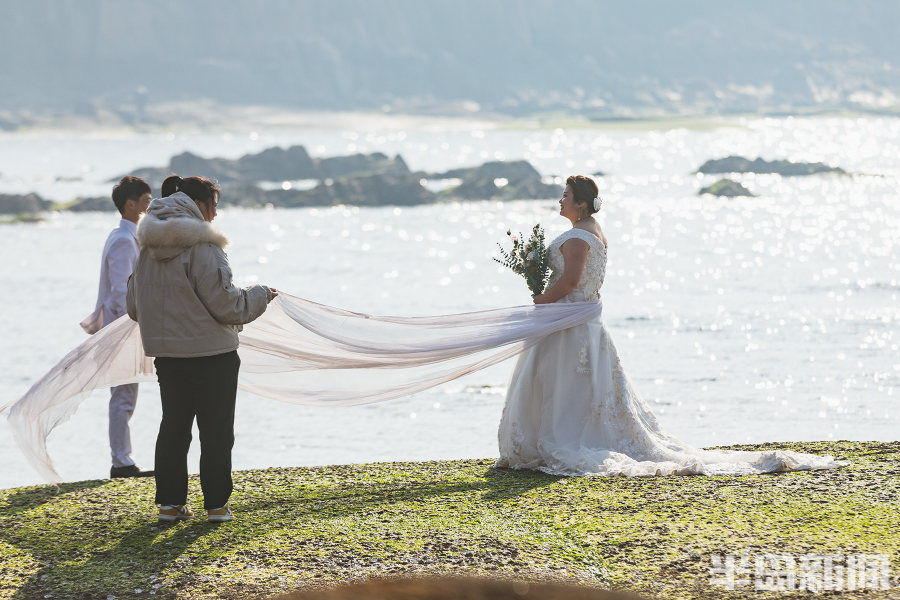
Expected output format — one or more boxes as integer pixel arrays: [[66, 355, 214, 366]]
[[189, 243, 270, 326], [126, 272, 137, 321]]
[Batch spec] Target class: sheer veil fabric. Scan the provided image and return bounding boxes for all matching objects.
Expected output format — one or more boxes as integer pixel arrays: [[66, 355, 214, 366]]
[[1, 294, 603, 483]]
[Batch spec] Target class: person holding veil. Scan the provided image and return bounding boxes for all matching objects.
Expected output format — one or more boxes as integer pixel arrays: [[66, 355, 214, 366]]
[[496, 175, 846, 476], [127, 175, 277, 522]]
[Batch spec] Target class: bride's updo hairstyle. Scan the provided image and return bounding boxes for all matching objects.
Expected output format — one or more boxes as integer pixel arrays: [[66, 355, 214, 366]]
[[566, 174, 600, 215], [161, 174, 220, 210]]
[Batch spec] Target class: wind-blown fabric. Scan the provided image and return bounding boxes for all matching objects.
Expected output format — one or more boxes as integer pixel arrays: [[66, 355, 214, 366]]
[[1, 294, 603, 483]]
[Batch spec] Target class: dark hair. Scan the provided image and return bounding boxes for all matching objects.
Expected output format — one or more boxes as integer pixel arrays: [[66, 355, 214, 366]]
[[111, 176, 151, 215], [566, 174, 600, 215], [161, 174, 220, 207]]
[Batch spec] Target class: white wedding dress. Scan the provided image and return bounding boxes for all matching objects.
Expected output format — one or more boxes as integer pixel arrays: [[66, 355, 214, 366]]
[[497, 228, 849, 477]]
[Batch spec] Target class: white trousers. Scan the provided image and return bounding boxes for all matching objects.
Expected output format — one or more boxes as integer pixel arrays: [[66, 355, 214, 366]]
[[109, 383, 138, 468]]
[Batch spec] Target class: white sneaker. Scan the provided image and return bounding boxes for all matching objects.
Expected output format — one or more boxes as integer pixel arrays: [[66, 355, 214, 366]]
[[158, 504, 194, 522], [207, 503, 233, 522]]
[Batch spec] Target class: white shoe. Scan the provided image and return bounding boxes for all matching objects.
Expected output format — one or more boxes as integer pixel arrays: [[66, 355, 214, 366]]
[[207, 503, 233, 522], [158, 504, 194, 522]]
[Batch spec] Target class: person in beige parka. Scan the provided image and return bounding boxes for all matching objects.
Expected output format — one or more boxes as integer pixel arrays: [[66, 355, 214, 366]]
[[127, 174, 277, 523]]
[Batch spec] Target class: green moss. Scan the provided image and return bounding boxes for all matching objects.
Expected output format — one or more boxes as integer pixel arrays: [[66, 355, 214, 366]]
[[0, 213, 43, 224], [0, 441, 897, 599], [699, 178, 755, 197]]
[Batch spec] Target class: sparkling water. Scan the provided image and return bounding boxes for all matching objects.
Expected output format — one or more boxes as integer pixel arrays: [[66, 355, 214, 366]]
[[0, 115, 896, 489]]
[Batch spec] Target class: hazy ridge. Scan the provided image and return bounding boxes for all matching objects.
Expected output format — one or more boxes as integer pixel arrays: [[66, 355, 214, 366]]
[[1, 0, 899, 123]]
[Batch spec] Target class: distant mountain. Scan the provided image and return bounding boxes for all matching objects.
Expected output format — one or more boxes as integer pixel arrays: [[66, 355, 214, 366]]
[[1, 0, 898, 118]]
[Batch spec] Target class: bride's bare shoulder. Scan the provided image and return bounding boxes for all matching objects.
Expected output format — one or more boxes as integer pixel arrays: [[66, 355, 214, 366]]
[[573, 223, 608, 248]]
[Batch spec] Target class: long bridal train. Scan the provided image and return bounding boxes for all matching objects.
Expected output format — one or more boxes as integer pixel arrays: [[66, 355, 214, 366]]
[[0, 294, 602, 483], [2, 292, 847, 483]]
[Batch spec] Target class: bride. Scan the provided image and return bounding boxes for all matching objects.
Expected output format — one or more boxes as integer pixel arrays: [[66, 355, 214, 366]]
[[496, 175, 848, 476]]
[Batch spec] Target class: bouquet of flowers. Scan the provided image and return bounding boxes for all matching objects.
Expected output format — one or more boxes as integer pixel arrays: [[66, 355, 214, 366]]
[[493, 224, 551, 295]]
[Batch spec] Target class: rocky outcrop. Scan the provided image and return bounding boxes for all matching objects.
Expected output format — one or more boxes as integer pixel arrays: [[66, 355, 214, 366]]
[[108, 148, 557, 206], [60, 146, 568, 208], [298, 173, 433, 206], [430, 160, 541, 182], [442, 177, 558, 201], [219, 158, 559, 207], [429, 160, 558, 201], [231, 146, 317, 181], [696, 156, 846, 176], [224, 173, 437, 208], [118, 146, 409, 189], [215, 185, 273, 208], [699, 178, 755, 197], [318, 153, 410, 179], [62, 196, 114, 211], [0, 193, 52, 215]]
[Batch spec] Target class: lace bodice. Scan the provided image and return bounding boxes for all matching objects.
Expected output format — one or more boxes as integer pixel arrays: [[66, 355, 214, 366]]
[[546, 228, 606, 302]]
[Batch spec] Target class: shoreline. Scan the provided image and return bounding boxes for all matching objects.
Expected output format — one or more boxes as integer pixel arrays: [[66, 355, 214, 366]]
[[0, 437, 880, 494], [3, 106, 900, 139]]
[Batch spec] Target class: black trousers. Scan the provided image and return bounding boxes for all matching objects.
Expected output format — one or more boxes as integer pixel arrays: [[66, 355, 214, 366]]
[[153, 350, 240, 510]]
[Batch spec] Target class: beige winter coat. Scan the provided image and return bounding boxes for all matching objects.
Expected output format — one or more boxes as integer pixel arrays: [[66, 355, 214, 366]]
[[126, 192, 271, 358]]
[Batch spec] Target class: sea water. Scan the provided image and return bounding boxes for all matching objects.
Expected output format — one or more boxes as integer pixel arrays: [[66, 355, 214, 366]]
[[0, 115, 896, 489]]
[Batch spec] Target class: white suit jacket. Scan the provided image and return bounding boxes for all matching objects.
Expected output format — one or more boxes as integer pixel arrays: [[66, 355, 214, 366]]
[[81, 219, 140, 334]]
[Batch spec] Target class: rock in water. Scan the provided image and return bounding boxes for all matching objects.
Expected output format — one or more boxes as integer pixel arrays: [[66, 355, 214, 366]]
[[317, 152, 409, 179], [431, 160, 558, 201], [296, 173, 436, 207], [446, 177, 558, 201], [236, 146, 317, 181], [115, 146, 409, 190], [0, 193, 52, 215], [109, 152, 555, 206], [698, 178, 755, 197], [170, 151, 242, 183], [696, 155, 846, 176], [62, 196, 115, 212], [216, 185, 273, 208], [430, 160, 541, 181], [228, 173, 437, 208]]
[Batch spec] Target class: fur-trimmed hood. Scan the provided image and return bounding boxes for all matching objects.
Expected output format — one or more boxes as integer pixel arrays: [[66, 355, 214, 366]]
[[136, 192, 229, 261]]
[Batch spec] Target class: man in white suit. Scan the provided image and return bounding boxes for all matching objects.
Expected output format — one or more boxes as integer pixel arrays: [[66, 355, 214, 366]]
[[81, 176, 153, 478]]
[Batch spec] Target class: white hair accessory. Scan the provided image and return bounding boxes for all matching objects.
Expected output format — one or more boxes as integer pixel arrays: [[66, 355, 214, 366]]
[[593, 196, 602, 212]]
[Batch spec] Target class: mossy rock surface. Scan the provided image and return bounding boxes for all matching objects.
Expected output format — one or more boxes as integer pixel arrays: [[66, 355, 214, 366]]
[[0, 193, 50, 216], [0, 441, 897, 599], [699, 178, 755, 197], [695, 156, 846, 176], [0, 213, 44, 224], [51, 195, 115, 212]]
